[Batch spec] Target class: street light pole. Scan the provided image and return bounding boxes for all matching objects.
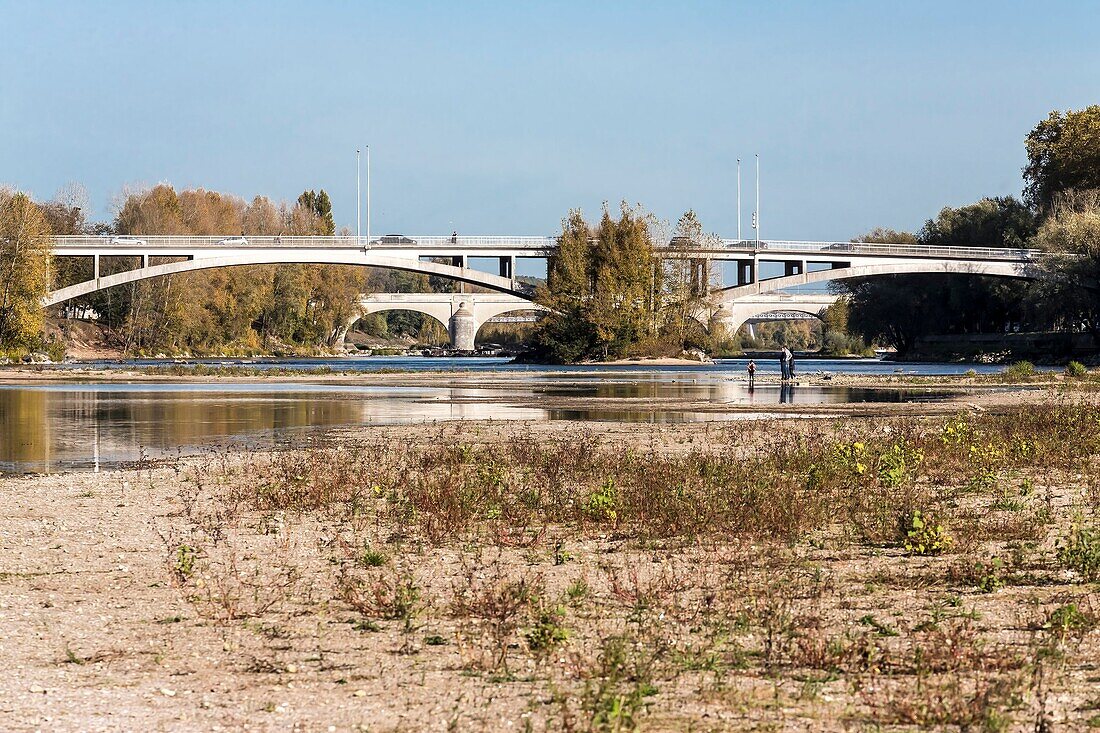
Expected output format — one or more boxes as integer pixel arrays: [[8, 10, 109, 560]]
[[755, 153, 760, 244], [356, 149, 361, 241], [736, 158, 741, 241], [366, 145, 371, 245]]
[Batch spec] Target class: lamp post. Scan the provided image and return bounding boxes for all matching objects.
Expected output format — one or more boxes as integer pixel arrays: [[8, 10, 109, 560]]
[[736, 159, 741, 242], [356, 150, 361, 241], [366, 145, 371, 245], [755, 153, 760, 245]]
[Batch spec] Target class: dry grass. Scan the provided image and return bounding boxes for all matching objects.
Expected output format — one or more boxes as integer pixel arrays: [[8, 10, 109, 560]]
[[123, 400, 1100, 728]]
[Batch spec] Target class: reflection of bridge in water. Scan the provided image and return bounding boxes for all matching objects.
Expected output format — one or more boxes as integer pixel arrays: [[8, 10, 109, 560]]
[[44, 235, 1038, 348], [1, 380, 931, 472]]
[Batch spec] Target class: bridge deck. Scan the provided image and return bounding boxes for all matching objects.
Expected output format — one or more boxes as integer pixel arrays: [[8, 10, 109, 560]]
[[49, 235, 1040, 262]]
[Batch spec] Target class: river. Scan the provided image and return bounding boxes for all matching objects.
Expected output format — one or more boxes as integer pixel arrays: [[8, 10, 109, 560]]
[[0, 356, 1013, 473]]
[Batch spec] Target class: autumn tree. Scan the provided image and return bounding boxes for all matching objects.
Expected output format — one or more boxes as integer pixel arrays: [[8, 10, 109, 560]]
[[1024, 105, 1100, 214], [0, 190, 52, 350], [664, 209, 721, 346], [1031, 189, 1100, 342], [531, 203, 658, 362]]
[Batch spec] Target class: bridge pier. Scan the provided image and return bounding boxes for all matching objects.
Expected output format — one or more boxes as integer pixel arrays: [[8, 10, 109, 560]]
[[450, 303, 477, 351], [736, 260, 755, 286]]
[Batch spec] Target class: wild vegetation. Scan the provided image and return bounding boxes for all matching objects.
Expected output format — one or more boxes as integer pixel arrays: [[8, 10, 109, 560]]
[[107, 399, 1100, 729]]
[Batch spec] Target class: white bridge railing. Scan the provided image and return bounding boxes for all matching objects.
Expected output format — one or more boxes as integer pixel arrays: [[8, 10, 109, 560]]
[[48, 235, 1042, 262]]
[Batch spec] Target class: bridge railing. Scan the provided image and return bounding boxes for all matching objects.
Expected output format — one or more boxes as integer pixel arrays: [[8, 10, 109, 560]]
[[49, 235, 557, 251], [718, 239, 1040, 261], [48, 235, 1042, 262]]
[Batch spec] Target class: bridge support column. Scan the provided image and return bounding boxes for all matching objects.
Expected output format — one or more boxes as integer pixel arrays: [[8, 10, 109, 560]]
[[93, 254, 100, 281], [142, 254, 149, 269], [784, 261, 804, 277], [450, 302, 477, 351], [737, 260, 755, 286], [497, 256, 514, 279]]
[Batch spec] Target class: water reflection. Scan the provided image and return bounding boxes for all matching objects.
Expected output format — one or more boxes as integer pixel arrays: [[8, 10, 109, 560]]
[[0, 385, 542, 474], [0, 381, 956, 474]]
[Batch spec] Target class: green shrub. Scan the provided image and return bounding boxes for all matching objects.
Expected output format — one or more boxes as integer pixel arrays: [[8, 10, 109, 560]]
[[525, 604, 570, 656], [1057, 524, 1100, 581], [974, 557, 1004, 593], [585, 478, 618, 523], [1066, 361, 1088, 378], [904, 510, 952, 556], [1004, 361, 1036, 380]]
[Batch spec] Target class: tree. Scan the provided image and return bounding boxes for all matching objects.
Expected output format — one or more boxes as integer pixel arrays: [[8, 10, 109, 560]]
[[296, 189, 335, 235], [1031, 189, 1100, 341], [664, 210, 720, 344], [1024, 106, 1100, 214], [530, 204, 657, 362], [840, 199, 1043, 354], [0, 191, 52, 350]]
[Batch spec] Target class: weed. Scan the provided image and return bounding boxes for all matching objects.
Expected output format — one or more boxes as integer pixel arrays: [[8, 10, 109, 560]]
[[173, 544, 198, 584], [585, 478, 618, 523], [525, 604, 570, 657], [1066, 361, 1088, 378], [1004, 360, 1037, 380], [1057, 523, 1100, 581], [904, 510, 952, 556], [359, 546, 388, 568], [580, 635, 659, 732]]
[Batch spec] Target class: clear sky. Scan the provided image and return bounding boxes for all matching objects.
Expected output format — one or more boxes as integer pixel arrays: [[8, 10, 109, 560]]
[[1, 1, 1097, 240]]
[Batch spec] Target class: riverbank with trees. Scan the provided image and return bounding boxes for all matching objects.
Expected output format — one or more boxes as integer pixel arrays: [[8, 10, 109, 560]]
[[2, 105, 1098, 364]]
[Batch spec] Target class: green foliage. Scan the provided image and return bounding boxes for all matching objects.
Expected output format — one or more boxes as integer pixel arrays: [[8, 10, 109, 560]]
[[581, 635, 658, 732], [1003, 361, 1036, 380], [1044, 604, 1096, 640], [904, 510, 952, 556], [359, 546, 387, 568], [1066, 361, 1088, 378], [974, 557, 1004, 593], [173, 544, 198, 584], [586, 478, 618, 523], [1057, 524, 1100, 581], [843, 199, 1039, 355], [877, 442, 923, 488], [525, 604, 570, 656], [1024, 105, 1100, 212], [530, 204, 660, 362]]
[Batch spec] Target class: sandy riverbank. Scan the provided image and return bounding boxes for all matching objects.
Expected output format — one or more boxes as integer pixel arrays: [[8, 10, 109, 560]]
[[4, 404, 1100, 730]]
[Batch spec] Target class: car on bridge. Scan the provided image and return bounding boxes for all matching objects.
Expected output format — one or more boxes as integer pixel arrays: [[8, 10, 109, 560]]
[[379, 234, 417, 244]]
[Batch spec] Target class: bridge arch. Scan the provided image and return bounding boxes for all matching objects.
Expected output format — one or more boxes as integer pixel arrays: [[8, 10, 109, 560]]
[[473, 306, 545, 346], [719, 259, 1033, 303], [44, 253, 529, 307], [347, 307, 451, 345]]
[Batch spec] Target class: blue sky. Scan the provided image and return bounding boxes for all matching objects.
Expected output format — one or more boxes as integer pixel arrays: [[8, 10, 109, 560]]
[[1, 1, 1096, 240]]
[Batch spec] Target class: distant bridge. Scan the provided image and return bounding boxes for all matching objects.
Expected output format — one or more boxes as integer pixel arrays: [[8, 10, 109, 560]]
[[350, 291, 839, 350], [43, 235, 1039, 344]]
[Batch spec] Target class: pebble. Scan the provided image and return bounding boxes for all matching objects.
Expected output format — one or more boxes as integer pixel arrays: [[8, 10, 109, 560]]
[[160, 688, 176, 697]]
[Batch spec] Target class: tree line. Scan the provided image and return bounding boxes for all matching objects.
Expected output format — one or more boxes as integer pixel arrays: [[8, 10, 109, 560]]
[[2, 105, 1097, 361], [840, 105, 1100, 356]]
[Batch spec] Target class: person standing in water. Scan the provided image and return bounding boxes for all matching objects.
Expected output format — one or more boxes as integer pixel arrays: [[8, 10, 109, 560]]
[[780, 346, 792, 380], [747, 359, 756, 388]]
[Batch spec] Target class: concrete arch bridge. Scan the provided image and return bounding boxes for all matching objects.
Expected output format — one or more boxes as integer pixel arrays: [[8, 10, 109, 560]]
[[43, 235, 1040, 310], [43, 235, 1041, 351]]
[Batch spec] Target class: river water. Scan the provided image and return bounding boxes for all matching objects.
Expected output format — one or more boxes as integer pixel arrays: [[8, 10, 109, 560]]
[[1, 357, 1009, 473]]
